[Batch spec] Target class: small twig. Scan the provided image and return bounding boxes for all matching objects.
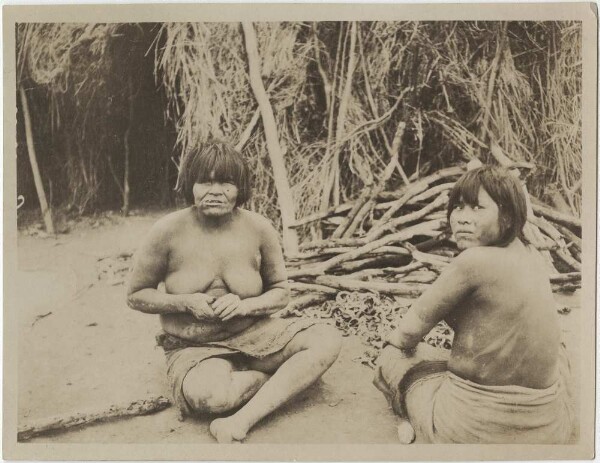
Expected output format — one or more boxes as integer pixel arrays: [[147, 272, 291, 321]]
[[31, 311, 53, 327]]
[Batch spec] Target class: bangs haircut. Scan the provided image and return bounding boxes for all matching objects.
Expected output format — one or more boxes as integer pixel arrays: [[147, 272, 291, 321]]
[[447, 166, 528, 247], [177, 141, 252, 206]]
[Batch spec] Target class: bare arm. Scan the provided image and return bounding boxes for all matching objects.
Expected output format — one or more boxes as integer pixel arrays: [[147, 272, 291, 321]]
[[387, 249, 479, 350], [213, 218, 290, 320], [126, 218, 215, 319]]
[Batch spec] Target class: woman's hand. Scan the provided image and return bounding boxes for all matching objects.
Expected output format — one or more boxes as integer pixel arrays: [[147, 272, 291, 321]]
[[212, 293, 249, 321], [183, 293, 217, 320]]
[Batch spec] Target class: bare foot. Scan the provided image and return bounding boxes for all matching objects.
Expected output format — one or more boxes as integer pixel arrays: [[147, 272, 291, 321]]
[[209, 417, 249, 443], [397, 420, 415, 444]]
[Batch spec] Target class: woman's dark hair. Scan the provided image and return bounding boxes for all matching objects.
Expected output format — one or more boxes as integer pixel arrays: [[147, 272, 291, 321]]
[[176, 141, 252, 206], [447, 166, 528, 247]]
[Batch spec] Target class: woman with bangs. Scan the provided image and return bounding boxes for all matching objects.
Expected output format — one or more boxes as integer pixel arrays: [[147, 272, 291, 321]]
[[373, 165, 574, 444], [127, 141, 341, 443]]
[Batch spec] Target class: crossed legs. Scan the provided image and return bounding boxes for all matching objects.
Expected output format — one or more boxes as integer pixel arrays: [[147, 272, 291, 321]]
[[181, 324, 342, 442]]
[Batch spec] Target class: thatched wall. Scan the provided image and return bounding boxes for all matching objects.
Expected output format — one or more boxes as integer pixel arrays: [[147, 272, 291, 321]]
[[16, 21, 581, 235]]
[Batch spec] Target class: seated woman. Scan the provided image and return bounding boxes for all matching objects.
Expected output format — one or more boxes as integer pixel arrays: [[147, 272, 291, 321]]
[[373, 166, 574, 444], [127, 141, 341, 443]]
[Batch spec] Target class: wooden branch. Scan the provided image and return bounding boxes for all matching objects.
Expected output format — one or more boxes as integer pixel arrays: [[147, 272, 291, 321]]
[[20, 86, 55, 234], [342, 197, 374, 238], [273, 294, 330, 318], [288, 220, 443, 279], [555, 223, 582, 254], [235, 107, 261, 152], [242, 22, 298, 254], [531, 203, 581, 230], [549, 272, 580, 284], [346, 262, 426, 280], [405, 183, 454, 206], [291, 203, 354, 229], [333, 254, 412, 274], [399, 272, 438, 284], [332, 187, 372, 239], [378, 166, 465, 201], [289, 282, 338, 295], [529, 216, 581, 271], [300, 236, 365, 252], [18, 396, 171, 441], [315, 275, 425, 297], [368, 192, 448, 241]]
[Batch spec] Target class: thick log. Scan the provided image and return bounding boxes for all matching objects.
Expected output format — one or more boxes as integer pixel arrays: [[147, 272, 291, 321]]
[[289, 282, 338, 295], [315, 275, 425, 297], [531, 202, 581, 230], [18, 396, 171, 441]]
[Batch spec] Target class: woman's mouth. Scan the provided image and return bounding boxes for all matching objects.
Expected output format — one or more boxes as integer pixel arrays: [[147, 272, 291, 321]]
[[454, 231, 473, 238]]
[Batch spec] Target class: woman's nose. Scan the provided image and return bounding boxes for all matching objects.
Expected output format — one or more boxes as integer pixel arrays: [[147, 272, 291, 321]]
[[455, 209, 472, 224], [208, 182, 225, 194]]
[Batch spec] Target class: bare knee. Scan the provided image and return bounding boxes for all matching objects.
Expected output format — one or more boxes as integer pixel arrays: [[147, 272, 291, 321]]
[[300, 324, 342, 368], [182, 359, 235, 414]]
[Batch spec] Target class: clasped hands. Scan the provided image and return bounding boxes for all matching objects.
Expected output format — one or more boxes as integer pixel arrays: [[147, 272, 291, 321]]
[[184, 292, 249, 321]]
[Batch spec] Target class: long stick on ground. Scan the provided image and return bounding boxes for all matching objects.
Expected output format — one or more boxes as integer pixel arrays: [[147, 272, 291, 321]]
[[18, 395, 171, 441], [19, 86, 55, 234]]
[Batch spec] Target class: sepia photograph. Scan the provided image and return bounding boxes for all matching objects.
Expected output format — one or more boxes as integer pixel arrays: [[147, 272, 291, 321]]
[[3, 3, 597, 461]]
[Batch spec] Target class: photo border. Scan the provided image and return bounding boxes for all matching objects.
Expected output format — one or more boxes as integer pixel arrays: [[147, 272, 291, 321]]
[[3, 3, 597, 460]]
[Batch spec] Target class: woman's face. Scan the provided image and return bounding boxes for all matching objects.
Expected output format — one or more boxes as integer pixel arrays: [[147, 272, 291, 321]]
[[450, 187, 501, 250], [192, 171, 239, 217]]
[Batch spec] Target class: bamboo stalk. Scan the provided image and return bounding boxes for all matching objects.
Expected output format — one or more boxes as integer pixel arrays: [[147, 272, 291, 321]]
[[19, 86, 55, 234]]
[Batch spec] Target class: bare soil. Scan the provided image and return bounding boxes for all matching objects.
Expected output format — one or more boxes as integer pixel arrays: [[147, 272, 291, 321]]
[[15, 211, 580, 444]]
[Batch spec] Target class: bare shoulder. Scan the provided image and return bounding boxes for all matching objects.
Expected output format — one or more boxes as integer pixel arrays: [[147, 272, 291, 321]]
[[451, 247, 501, 279], [144, 208, 191, 245], [237, 209, 279, 239]]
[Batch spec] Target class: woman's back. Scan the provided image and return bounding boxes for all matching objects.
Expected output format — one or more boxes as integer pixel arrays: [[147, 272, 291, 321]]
[[448, 241, 561, 389]]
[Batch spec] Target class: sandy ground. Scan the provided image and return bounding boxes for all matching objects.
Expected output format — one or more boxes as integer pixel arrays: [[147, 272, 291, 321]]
[[14, 212, 581, 444]]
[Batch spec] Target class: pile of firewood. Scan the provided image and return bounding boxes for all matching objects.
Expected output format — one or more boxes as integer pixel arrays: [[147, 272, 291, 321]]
[[278, 164, 582, 320]]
